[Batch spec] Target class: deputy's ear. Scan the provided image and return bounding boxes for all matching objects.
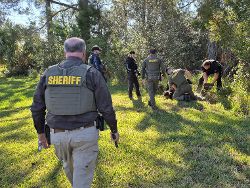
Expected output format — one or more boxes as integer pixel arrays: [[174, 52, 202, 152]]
[[82, 52, 86, 61]]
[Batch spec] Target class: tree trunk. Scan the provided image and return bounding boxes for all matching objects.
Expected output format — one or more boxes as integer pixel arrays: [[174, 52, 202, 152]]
[[45, 0, 52, 41], [122, 2, 128, 45], [207, 40, 217, 60], [78, 0, 90, 41]]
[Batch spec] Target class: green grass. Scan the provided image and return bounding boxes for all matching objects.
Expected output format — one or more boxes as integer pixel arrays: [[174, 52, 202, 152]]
[[0, 76, 249, 188]]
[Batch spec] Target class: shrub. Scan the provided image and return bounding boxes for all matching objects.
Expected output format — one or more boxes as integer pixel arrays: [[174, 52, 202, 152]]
[[229, 63, 250, 116]]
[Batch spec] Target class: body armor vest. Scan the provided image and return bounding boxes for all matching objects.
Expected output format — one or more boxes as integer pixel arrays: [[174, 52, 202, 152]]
[[145, 57, 161, 80], [171, 69, 188, 87], [45, 64, 97, 115]]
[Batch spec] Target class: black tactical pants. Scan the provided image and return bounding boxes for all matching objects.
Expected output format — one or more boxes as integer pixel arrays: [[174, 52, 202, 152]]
[[198, 72, 222, 90], [128, 72, 141, 98]]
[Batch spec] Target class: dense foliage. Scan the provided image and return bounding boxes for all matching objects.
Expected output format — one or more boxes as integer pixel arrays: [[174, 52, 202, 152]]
[[0, 0, 249, 115]]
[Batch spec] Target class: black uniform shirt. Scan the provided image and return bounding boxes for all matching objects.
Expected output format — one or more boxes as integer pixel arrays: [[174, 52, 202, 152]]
[[202, 61, 222, 75], [125, 57, 138, 73], [31, 56, 117, 134], [89, 53, 104, 72]]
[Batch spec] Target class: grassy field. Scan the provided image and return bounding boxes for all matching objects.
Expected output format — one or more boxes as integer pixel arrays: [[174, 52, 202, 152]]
[[0, 75, 249, 188]]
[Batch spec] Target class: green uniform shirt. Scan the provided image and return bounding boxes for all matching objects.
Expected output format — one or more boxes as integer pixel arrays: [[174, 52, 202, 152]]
[[169, 69, 189, 88]]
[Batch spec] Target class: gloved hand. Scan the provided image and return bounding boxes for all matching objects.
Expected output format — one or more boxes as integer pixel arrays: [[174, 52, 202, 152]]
[[110, 132, 119, 148]]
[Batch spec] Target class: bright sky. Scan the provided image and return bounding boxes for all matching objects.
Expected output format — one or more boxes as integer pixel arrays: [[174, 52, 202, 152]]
[[7, 1, 38, 25], [7, 0, 78, 26], [6, 0, 196, 25], [8, 12, 40, 25]]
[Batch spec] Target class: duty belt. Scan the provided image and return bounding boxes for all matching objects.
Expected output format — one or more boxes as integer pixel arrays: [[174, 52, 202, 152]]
[[50, 122, 96, 133]]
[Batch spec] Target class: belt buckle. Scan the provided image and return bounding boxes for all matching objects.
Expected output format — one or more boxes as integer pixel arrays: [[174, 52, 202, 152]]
[[50, 128, 66, 133]]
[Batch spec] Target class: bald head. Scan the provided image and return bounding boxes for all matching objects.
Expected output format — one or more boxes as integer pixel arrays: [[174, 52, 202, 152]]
[[64, 37, 86, 59]]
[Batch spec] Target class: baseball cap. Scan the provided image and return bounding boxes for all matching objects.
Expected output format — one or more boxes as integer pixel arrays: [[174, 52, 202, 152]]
[[91, 45, 102, 51], [149, 49, 157, 54]]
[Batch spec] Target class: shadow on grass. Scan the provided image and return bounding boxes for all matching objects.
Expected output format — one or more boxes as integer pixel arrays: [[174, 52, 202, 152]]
[[0, 106, 30, 118], [0, 132, 41, 187], [0, 131, 34, 143], [109, 84, 127, 95], [161, 99, 204, 113], [0, 77, 27, 86], [199, 88, 233, 110], [131, 98, 145, 112], [217, 87, 233, 110], [130, 98, 250, 187], [0, 76, 37, 110], [176, 100, 204, 111], [136, 110, 184, 133], [115, 98, 146, 112], [0, 78, 248, 187], [94, 149, 113, 188], [37, 161, 64, 187], [0, 147, 34, 187], [217, 94, 232, 110], [0, 121, 25, 133], [0, 120, 34, 143], [94, 142, 184, 187]]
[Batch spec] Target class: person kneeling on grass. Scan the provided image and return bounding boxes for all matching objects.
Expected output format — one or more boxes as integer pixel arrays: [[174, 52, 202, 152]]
[[197, 59, 223, 92], [166, 68, 197, 101]]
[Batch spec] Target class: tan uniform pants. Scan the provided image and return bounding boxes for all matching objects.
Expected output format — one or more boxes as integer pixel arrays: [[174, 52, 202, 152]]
[[173, 84, 196, 100], [51, 126, 99, 188]]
